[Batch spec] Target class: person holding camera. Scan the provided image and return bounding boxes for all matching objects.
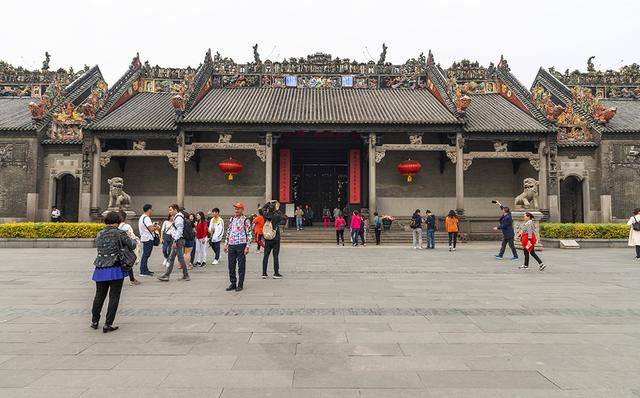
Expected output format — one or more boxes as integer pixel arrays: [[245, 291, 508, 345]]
[[493, 203, 518, 261]]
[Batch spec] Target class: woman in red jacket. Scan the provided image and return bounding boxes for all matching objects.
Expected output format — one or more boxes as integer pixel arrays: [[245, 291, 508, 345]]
[[194, 211, 208, 266]]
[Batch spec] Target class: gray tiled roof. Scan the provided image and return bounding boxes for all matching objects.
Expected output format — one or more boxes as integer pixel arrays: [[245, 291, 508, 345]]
[[184, 88, 459, 125], [0, 97, 34, 131], [603, 99, 640, 133], [464, 94, 549, 133], [90, 92, 176, 131]]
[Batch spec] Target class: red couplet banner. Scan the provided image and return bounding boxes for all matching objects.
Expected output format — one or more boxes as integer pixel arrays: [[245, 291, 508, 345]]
[[278, 149, 291, 203], [349, 149, 361, 204]]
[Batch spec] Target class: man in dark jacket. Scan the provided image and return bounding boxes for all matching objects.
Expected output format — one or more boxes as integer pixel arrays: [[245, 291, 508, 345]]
[[494, 206, 518, 260]]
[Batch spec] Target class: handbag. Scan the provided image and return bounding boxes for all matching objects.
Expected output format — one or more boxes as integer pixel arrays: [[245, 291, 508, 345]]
[[117, 233, 137, 272], [633, 216, 640, 232]]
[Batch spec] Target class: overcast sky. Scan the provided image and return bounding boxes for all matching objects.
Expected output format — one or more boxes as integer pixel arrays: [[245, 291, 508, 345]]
[[2, 0, 639, 88]]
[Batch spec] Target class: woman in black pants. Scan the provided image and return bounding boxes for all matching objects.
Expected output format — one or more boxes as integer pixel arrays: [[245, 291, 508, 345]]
[[262, 201, 285, 279], [519, 212, 546, 271], [91, 211, 137, 332]]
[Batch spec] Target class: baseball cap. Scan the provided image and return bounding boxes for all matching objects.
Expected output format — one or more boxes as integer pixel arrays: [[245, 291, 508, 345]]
[[233, 202, 245, 209]]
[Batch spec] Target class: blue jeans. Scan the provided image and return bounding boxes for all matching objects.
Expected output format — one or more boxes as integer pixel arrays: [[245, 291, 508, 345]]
[[351, 228, 360, 245], [426, 229, 435, 249], [140, 240, 154, 274], [227, 244, 247, 287], [296, 217, 303, 229], [162, 234, 172, 259]]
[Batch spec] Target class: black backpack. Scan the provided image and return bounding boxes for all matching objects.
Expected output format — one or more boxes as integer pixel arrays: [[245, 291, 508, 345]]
[[176, 213, 195, 241]]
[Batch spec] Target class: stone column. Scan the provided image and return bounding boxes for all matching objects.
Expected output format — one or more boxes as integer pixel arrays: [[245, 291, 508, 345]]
[[538, 140, 548, 211], [177, 131, 186, 208], [91, 136, 101, 212], [265, 132, 273, 202], [600, 195, 612, 223], [455, 133, 464, 214], [368, 133, 376, 217]]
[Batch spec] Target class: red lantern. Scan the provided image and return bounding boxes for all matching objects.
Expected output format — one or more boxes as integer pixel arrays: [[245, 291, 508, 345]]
[[218, 158, 243, 181], [397, 159, 422, 183]]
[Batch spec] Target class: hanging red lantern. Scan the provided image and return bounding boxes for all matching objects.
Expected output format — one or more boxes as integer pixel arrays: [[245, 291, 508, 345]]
[[397, 159, 422, 183], [218, 158, 243, 181]]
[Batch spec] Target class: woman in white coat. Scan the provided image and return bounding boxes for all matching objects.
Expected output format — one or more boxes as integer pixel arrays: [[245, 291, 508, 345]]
[[628, 208, 640, 260]]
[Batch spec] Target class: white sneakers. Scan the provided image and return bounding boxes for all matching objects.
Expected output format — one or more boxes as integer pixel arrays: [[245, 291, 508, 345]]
[[212, 259, 219, 265], [162, 259, 168, 267]]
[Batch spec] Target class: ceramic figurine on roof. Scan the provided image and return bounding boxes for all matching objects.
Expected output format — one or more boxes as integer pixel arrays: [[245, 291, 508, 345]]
[[378, 43, 388, 65], [253, 43, 261, 63], [42, 52, 51, 72]]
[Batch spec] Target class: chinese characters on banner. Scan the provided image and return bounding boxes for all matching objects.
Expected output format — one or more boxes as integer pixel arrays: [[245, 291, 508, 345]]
[[278, 149, 291, 203], [349, 149, 360, 204]]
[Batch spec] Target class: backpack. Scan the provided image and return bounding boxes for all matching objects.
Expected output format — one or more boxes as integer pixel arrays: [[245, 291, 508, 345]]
[[409, 217, 417, 229], [176, 213, 195, 241], [263, 220, 276, 240]]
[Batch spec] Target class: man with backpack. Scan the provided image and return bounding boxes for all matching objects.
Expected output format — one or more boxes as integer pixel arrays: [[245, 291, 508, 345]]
[[262, 200, 286, 279], [373, 212, 382, 245], [224, 202, 252, 292], [158, 204, 190, 282], [424, 210, 436, 249]]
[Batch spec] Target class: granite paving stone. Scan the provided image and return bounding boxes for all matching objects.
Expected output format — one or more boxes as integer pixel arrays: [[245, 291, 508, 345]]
[[0, 244, 638, 395]]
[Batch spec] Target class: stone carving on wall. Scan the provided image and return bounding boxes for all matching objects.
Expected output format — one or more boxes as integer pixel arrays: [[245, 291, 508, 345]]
[[107, 177, 132, 211], [218, 133, 232, 143], [0, 143, 27, 168], [132, 141, 146, 150], [514, 178, 540, 210], [493, 141, 508, 152], [99, 154, 111, 167], [408, 134, 423, 145], [446, 150, 457, 164], [81, 139, 92, 192], [463, 159, 473, 171], [0, 187, 8, 211], [184, 149, 195, 162]]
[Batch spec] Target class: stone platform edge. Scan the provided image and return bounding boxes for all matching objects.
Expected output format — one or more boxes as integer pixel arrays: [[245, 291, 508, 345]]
[[0, 238, 96, 248], [541, 238, 627, 248]]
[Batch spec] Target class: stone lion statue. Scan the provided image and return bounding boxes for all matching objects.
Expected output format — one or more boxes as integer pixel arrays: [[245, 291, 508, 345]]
[[107, 177, 132, 210], [514, 178, 539, 210]]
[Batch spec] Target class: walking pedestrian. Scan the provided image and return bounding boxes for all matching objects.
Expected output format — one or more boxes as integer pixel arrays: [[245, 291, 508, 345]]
[[160, 214, 172, 267], [295, 206, 304, 231], [91, 211, 135, 333], [373, 212, 382, 245], [262, 200, 285, 279], [350, 210, 362, 246], [323, 207, 331, 228], [51, 206, 61, 222], [424, 210, 436, 249], [194, 211, 208, 266], [305, 204, 314, 227], [359, 212, 367, 246], [118, 211, 141, 286], [445, 210, 459, 252], [627, 208, 640, 260], [411, 209, 423, 249], [138, 204, 160, 276], [333, 206, 341, 221], [519, 212, 546, 270], [253, 209, 265, 253], [224, 202, 252, 292], [208, 208, 224, 265], [158, 204, 190, 282], [185, 213, 196, 269], [494, 206, 518, 261], [335, 212, 346, 245]]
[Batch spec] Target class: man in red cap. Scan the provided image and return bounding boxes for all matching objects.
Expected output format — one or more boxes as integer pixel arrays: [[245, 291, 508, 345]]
[[223, 202, 252, 291]]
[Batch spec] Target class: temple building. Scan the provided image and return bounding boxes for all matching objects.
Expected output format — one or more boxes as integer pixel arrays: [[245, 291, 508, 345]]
[[1, 49, 638, 237]]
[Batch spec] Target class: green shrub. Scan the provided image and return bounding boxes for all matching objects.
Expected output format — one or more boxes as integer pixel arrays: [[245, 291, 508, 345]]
[[540, 223, 630, 239], [0, 223, 105, 239]]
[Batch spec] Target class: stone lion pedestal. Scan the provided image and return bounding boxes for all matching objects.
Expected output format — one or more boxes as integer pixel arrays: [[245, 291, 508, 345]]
[[100, 176, 136, 220], [512, 177, 543, 250]]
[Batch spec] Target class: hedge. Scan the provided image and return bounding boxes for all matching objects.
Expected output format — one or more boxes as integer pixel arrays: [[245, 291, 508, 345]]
[[540, 223, 630, 239], [0, 223, 105, 239]]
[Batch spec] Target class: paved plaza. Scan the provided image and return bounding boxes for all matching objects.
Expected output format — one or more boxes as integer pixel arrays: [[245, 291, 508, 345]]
[[0, 243, 639, 397]]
